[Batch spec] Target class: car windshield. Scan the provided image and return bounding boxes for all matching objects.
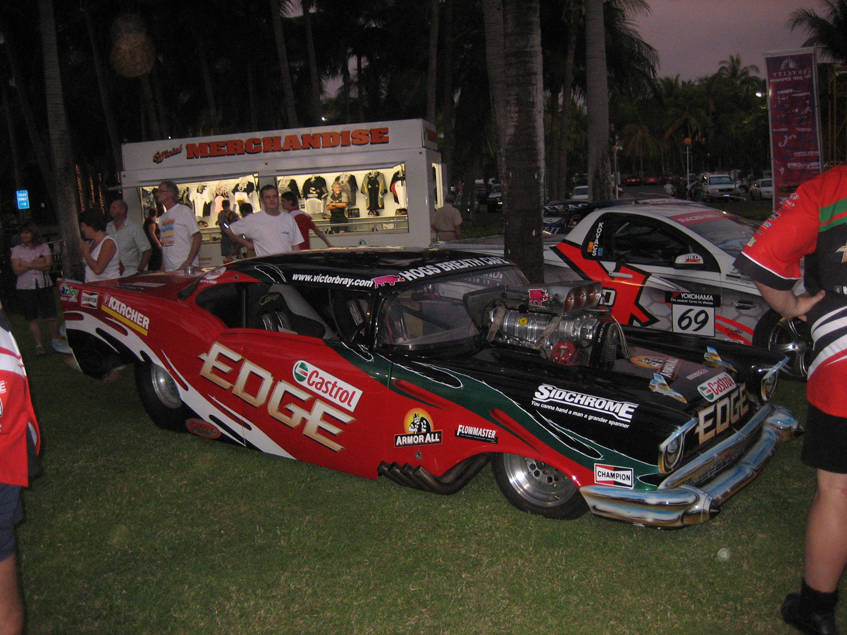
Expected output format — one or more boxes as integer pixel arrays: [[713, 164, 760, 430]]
[[669, 210, 757, 257], [377, 266, 528, 350], [708, 176, 733, 185]]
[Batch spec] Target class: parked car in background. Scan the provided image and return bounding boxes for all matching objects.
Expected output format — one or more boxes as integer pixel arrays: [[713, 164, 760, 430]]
[[571, 185, 589, 201], [485, 182, 503, 211], [624, 175, 642, 186], [750, 178, 774, 200], [645, 176, 659, 185], [58, 248, 797, 528], [442, 199, 812, 379], [700, 173, 739, 199]]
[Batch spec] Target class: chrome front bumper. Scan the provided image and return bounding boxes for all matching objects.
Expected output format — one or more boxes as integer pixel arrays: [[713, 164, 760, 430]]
[[579, 404, 798, 528]]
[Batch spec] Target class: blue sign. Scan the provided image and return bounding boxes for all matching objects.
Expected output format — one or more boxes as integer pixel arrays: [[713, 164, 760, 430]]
[[16, 190, 30, 210]]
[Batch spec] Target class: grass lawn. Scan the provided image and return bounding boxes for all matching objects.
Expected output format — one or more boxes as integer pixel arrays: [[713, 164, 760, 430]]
[[10, 308, 824, 635]]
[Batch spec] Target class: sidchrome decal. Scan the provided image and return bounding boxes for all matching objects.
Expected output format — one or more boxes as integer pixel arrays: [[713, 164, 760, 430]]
[[697, 372, 736, 402], [532, 385, 636, 427], [101, 295, 150, 336], [292, 360, 362, 413], [594, 464, 634, 489], [81, 291, 99, 309], [455, 424, 498, 444], [395, 408, 442, 447], [199, 342, 353, 452]]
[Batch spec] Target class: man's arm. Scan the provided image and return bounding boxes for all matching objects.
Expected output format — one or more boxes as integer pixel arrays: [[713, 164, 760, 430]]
[[138, 249, 152, 272], [754, 280, 825, 321], [179, 232, 202, 270], [313, 226, 332, 248]]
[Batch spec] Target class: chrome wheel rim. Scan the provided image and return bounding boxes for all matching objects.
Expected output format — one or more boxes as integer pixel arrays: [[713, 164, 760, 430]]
[[767, 317, 810, 379], [151, 365, 182, 409], [501, 454, 578, 508]]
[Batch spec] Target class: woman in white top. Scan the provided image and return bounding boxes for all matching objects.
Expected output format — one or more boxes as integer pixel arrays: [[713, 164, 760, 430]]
[[10, 223, 60, 356], [80, 209, 120, 282]]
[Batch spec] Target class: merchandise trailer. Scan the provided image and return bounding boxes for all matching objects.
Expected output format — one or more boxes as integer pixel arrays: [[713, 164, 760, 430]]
[[119, 119, 444, 266]]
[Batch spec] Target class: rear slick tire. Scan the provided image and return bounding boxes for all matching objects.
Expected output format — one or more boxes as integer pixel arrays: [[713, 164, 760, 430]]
[[491, 453, 588, 520], [135, 362, 190, 432]]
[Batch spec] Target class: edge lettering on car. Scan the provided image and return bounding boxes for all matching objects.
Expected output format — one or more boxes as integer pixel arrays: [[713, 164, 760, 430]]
[[199, 342, 353, 452]]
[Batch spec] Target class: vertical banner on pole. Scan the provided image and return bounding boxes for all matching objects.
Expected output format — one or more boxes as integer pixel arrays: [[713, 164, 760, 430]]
[[765, 48, 823, 210]]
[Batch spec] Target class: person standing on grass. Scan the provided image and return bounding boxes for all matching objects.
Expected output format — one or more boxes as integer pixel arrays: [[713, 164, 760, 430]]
[[281, 192, 331, 250], [431, 193, 463, 242], [156, 180, 201, 272], [106, 199, 151, 276], [734, 165, 847, 635], [10, 223, 61, 357], [221, 185, 303, 257], [0, 305, 41, 635]]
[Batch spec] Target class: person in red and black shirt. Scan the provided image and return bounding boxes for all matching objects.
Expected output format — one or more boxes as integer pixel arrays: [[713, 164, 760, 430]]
[[0, 307, 40, 635], [735, 165, 847, 635]]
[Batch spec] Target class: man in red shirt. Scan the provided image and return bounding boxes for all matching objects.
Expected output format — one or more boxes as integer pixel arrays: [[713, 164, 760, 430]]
[[280, 191, 332, 251], [0, 308, 40, 635], [735, 165, 847, 635]]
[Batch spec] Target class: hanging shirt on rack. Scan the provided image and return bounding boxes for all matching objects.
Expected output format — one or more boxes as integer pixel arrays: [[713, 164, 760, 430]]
[[390, 169, 407, 208], [302, 175, 328, 200], [278, 177, 302, 203], [361, 171, 387, 211]]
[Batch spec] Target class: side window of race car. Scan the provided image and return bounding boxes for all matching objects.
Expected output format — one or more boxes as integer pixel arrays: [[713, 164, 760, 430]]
[[589, 214, 700, 268]]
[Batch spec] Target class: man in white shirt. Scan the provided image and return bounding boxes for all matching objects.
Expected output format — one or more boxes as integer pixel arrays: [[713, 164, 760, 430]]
[[156, 180, 201, 272], [106, 199, 151, 276], [222, 185, 303, 257]]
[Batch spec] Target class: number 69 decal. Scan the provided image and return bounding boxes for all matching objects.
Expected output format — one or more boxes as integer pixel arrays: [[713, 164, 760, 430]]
[[672, 305, 715, 336]]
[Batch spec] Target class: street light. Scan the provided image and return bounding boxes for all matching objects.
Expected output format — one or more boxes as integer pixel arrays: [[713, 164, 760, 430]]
[[684, 138, 692, 192]]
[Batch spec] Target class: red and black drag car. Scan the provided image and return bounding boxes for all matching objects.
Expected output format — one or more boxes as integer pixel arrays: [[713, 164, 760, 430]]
[[58, 248, 797, 528]]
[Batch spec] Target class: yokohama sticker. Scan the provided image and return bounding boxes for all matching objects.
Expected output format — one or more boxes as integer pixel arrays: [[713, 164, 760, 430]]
[[292, 360, 362, 412], [594, 464, 634, 488]]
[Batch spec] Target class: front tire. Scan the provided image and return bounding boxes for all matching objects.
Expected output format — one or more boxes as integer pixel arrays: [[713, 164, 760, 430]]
[[491, 453, 587, 519], [753, 309, 810, 380], [135, 362, 190, 431]]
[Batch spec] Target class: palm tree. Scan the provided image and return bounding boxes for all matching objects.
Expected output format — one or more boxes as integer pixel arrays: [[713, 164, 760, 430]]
[[585, 0, 611, 201], [789, 0, 847, 64], [483, 0, 545, 282], [269, 0, 299, 127], [38, 0, 82, 278]]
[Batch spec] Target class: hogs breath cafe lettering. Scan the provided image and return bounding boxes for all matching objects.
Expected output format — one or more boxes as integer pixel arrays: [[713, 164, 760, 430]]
[[179, 127, 389, 162], [199, 342, 354, 452]]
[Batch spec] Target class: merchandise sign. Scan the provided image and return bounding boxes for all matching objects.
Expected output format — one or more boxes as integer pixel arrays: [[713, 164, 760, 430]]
[[15, 190, 29, 210], [765, 48, 822, 210]]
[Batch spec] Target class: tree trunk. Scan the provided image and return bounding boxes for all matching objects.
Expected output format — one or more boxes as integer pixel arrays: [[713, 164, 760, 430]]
[[82, 2, 122, 174], [0, 21, 57, 210], [426, 0, 440, 125], [302, 0, 323, 124], [188, 21, 218, 132], [0, 72, 22, 193], [585, 0, 611, 201], [39, 0, 83, 278], [483, 0, 544, 282], [269, 0, 299, 128], [558, 2, 579, 199], [140, 73, 162, 139], [440, 0, 454, 193]]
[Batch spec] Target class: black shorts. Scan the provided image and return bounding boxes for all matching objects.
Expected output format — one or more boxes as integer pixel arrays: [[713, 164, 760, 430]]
[[0, 484, 22, 562], [802, 404, 847, 473], [18, 286, 57, 322]]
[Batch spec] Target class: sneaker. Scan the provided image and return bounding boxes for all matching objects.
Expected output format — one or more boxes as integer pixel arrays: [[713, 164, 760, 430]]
[[782, 593, 840, 635], [51, 339, 72, 354], [34, 345, 45, 357]]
